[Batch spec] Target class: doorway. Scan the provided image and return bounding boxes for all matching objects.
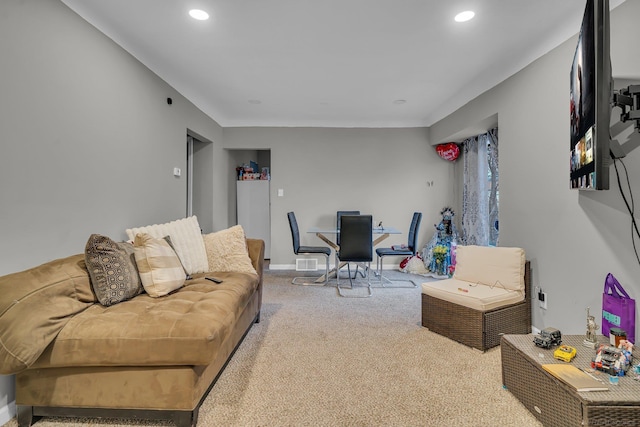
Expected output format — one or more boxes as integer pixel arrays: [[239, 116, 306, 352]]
[[229, 149, 271, 259], [186, 132, 214, 233]]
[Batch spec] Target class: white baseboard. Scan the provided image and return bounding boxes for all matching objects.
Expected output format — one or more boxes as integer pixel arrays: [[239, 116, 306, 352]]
[[0, 401, 16, 425], [269, 264, 296, 270], [269, 263, 396, 271]]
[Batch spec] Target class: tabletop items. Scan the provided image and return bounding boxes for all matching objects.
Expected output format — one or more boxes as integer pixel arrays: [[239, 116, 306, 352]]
[[236, 161, 269, 180], [601, 273, 636, 344], [584, 307, 600, 348], [533, 321, 635, 382]]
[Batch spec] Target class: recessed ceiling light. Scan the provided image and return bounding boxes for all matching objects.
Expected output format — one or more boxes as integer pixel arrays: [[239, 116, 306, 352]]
[[454, 11, 475, 22], [393, 99, 407, 105], [248, 99, 262, 105], [189, 9, 209, 20]]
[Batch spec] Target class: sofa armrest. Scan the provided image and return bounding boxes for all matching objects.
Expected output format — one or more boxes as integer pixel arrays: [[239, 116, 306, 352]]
[[246, 239, 265, 278]]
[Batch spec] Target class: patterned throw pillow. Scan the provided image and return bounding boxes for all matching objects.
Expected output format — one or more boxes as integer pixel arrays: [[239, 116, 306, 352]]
[[203, 225, 257, 275], [133, 233, 186, 297], [85, 234, 144, 306]]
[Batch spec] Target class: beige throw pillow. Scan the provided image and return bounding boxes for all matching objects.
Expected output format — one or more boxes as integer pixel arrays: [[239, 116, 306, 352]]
[[203, 225, 257, 275], [453, 245, 525, 292], [85, 234, 144, 306], [133, 233, 186, 297]]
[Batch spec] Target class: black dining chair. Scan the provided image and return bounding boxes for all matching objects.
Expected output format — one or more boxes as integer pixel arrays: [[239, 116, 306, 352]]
[[375, 212, 422, 286], [336, 210, 363, 279], [336, 215, 373, 297], [287, 212, 331, 285]]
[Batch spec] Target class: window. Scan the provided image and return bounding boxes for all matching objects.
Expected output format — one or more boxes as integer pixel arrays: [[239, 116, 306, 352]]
[[462, 128, 499, 246]]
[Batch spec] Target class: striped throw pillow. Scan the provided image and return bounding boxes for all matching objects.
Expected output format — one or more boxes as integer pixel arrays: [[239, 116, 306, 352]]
[[133, 233, 185, 297]]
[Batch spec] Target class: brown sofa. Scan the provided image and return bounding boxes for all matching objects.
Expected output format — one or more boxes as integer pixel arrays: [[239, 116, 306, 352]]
[[0, 238, 264, 427]]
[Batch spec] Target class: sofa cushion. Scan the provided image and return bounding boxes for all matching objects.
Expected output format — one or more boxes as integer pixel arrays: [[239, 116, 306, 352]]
[[31, 272, 260, 367], [421, 278, 524, 311], [453, 245, 525, 292], [85, 234, 144, 306], [126, 216, 208, 275], [203, 225, 257, 275], [133, 233, 186, 297], [0, 255, 96, 374]]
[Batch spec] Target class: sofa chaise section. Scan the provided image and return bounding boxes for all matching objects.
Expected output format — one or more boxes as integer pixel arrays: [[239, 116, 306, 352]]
[[1, 237, 264, 427]]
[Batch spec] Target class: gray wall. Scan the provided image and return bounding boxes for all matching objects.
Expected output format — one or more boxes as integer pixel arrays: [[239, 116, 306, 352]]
[[223, 127, 457, 267], [430, 0, 640, 338], [0, 0, 227, 422], [3, 0, 639, 423]]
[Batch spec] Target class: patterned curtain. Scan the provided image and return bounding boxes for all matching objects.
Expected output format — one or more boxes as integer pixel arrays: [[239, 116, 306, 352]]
[[461, 128, 499, 246], [487, 128, 499, 246]]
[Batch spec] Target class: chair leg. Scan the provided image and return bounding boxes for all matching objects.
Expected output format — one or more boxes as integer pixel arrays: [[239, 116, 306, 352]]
[[292, 276, 325, 285], [335, 253, 358, 280], [376, 254, 417, 288], [337, 262, 372, 298], [292, 254, 330, 286], [325, 254, 330, 283], [376, 254, 395, 285]]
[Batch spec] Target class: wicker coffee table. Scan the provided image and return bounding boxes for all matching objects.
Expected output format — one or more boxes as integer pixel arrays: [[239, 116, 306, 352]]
[[501, 334, 640, 427]]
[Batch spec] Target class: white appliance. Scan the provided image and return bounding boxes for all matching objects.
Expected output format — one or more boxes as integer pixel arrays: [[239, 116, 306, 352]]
[[236, 180, 270, 258]]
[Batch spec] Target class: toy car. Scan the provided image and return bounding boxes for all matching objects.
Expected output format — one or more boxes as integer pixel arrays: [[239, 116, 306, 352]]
[[533, 327, 562, 349], [592, 344, 631, 376], [554, 345, 577, 362]]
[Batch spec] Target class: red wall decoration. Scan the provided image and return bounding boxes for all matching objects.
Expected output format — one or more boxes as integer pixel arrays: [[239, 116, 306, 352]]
[[435, 142, 460, 161]]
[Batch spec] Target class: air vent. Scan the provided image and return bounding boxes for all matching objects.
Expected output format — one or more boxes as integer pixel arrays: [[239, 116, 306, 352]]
[[295, 258, 318, 271]]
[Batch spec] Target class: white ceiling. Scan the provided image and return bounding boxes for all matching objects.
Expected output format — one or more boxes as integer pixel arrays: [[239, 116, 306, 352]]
[[60, 0, 625, 128]]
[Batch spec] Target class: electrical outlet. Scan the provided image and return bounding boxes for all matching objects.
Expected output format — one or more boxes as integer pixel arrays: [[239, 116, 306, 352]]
[[539, 291, 547, 310]]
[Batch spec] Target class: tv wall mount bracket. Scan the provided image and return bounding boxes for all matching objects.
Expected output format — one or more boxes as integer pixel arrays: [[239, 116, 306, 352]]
[[610, 84, 640, 159]]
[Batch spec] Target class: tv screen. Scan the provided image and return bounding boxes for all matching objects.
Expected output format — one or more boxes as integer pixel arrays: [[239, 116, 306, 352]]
[[569, 0, 612, 190]]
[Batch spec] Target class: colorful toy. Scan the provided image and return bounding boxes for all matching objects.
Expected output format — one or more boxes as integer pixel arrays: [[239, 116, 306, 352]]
[[554, 345, 577, 362], [583, 307, 599, 349], [592, 344, 631, 376], [533, 327, 562, 349], [421, 207, 458, 277]]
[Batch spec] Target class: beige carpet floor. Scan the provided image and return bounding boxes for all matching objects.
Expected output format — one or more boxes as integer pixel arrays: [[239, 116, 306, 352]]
[[3, 269, 542, 427]]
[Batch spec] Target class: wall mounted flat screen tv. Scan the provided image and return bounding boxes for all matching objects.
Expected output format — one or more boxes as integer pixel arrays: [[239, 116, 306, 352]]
[[569, 0, 612, 190]]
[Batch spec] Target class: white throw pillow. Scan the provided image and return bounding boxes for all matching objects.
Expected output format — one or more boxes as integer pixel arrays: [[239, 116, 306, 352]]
[[126, 216, 208, 275]]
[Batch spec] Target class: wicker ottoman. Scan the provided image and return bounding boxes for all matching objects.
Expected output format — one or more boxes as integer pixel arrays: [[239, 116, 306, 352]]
[[501, 334, 640, 427], [421, 259, 531, 352]]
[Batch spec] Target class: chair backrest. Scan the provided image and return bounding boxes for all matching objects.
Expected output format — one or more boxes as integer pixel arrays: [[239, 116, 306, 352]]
[[407, 212, 422, 254], [336, 210, 360, 245], [338, 215, 373, 262], [287, 212, 301, 254]]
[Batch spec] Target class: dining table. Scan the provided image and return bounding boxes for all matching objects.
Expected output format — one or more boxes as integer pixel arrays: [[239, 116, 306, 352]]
[[306, 225, 402, 283]]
